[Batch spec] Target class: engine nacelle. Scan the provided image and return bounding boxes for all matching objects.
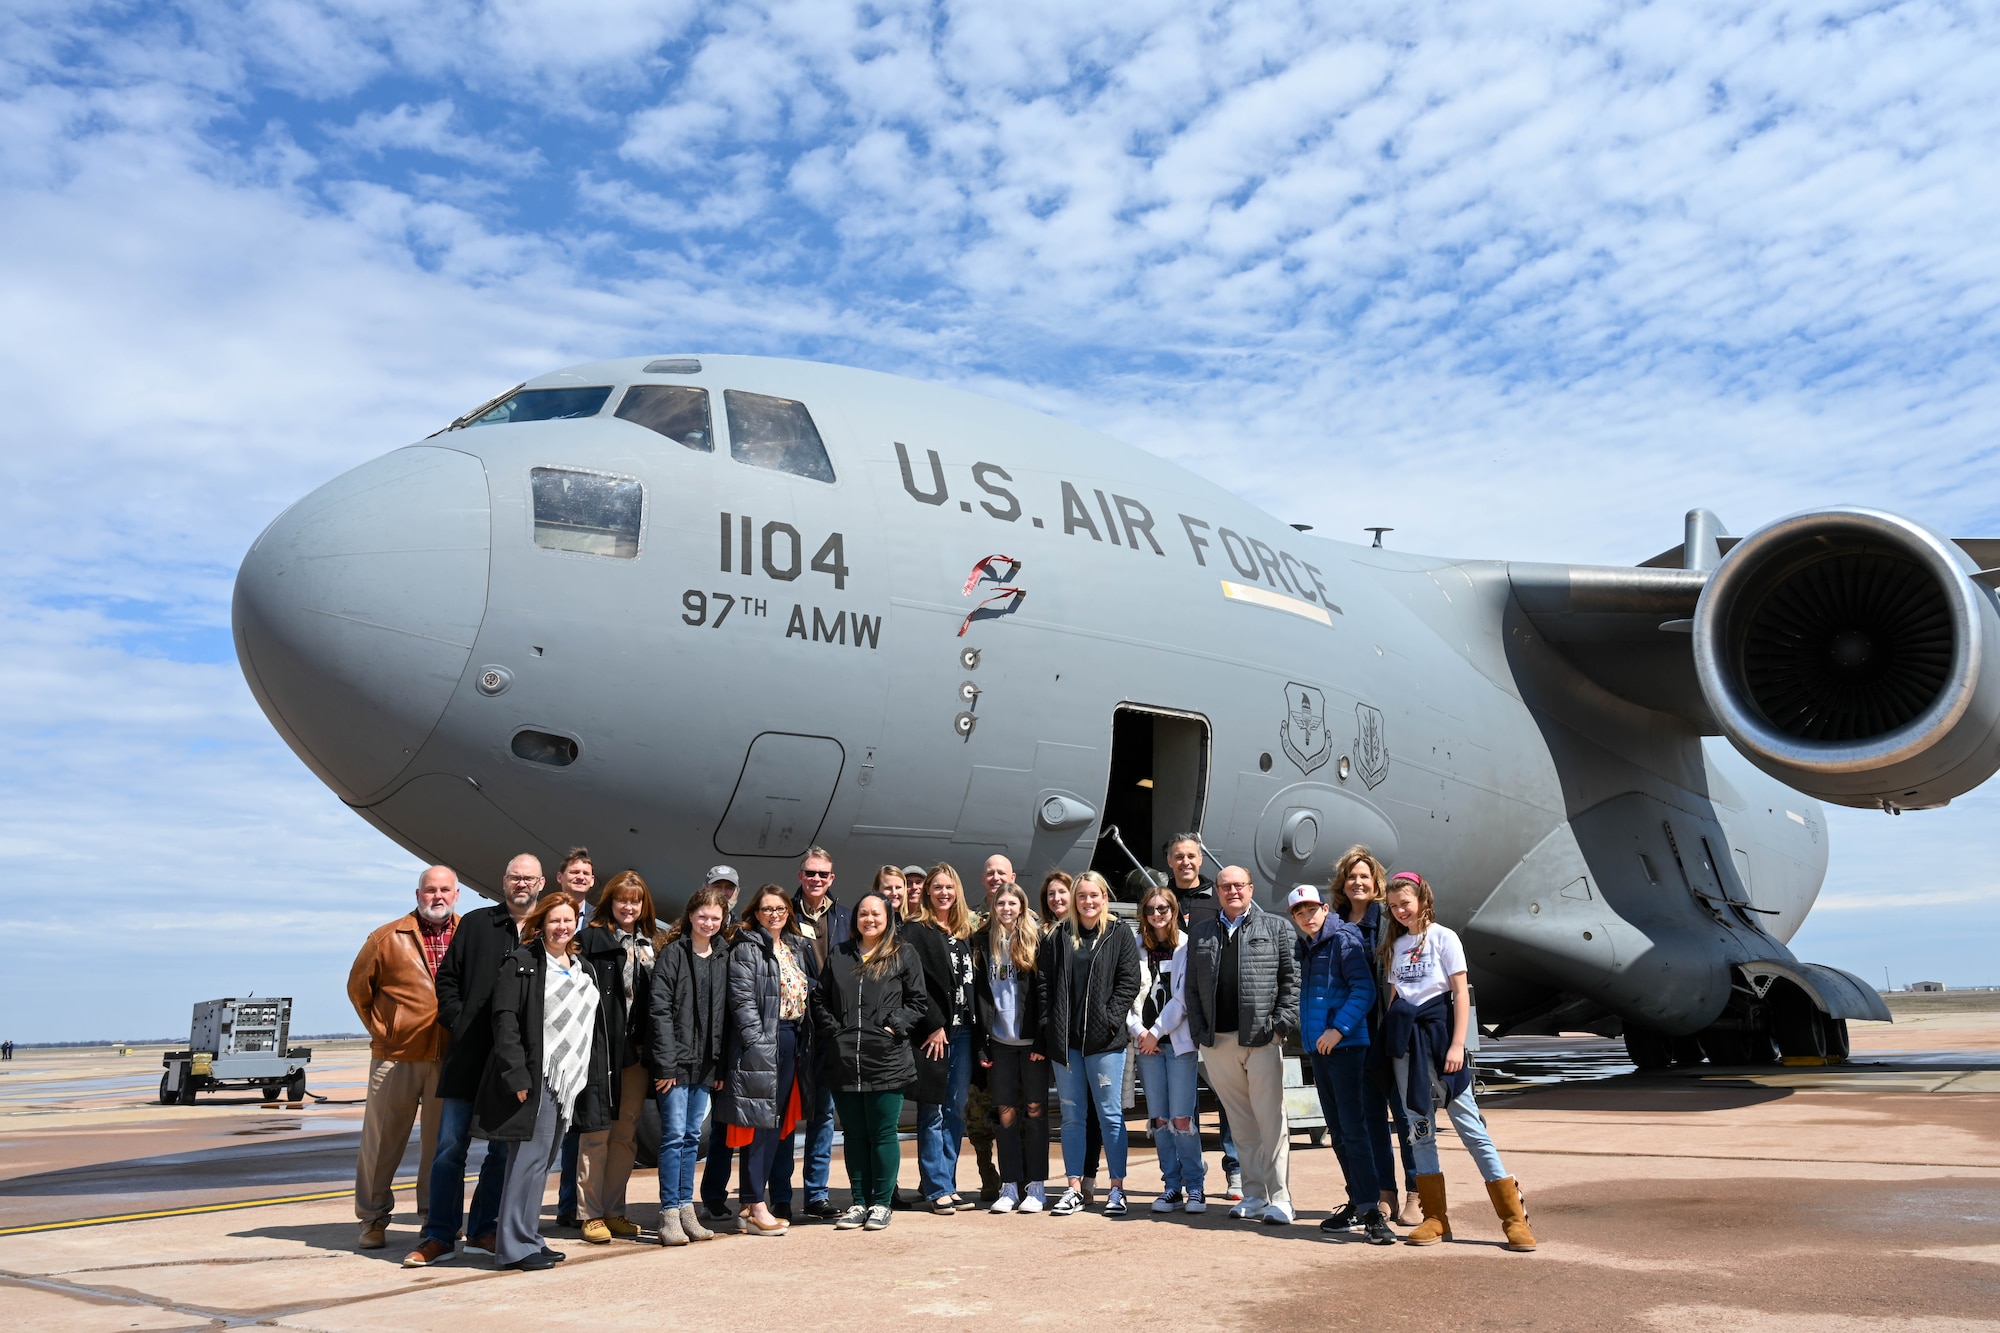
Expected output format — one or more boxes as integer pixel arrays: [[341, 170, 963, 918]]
[[1693, 507, 2000, 810]]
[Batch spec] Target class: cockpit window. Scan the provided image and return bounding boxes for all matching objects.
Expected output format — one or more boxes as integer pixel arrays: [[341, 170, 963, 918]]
[[724, 390, 836, 483], [468, 386, 613, 426], [614, 385, 713, 451], [530, 467, 643, 559]]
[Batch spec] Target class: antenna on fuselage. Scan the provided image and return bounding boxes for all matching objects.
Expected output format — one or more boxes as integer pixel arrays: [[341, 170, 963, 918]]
[[1365, 527, 1393, 548]]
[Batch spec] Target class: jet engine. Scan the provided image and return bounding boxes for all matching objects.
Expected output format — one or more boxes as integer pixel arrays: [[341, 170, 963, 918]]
[[1693, 507, 2000, 810]]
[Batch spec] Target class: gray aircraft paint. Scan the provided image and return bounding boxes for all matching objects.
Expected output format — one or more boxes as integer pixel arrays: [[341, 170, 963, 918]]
[[236, 354, 1921, 1039]]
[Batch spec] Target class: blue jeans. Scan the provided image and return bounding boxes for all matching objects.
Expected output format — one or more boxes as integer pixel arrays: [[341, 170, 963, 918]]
[[699, 1098, 796, 1211], [802, 1080, 837, 1202], [1217, 1103, 1239, 1176], [1136, 1048, 1203, 1192], [1311, 1044, 1381, 1209], [1053, 1048, 1129, 1181], [916, 1026, 973, 1200], [421, 1097, 510, 1246], [656, 1081, 712, 1210], [1391, 1055, 1508, 1183], [556, 1128, 579, 1217]]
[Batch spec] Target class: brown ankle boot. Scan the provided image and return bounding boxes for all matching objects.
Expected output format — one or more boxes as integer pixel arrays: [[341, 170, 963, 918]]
[[1405, 1173, 1450, 1244], [1486, 1176, 1536, 1251]]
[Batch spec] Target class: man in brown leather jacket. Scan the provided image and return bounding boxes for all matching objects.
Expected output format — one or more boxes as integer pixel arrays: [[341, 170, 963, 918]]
[[347, 865, 460, 1250]]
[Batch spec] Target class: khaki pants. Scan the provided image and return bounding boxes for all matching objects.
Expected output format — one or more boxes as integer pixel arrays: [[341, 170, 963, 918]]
[[355, 1057, 441, 1225], [1200, 1035, 1289, 1207], [578, 1063, 649, 1221]]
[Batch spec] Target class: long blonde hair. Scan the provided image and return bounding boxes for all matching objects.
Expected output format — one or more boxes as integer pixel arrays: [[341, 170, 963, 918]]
[[984, 882, 1039, 973], [913, 863, 974, 940]]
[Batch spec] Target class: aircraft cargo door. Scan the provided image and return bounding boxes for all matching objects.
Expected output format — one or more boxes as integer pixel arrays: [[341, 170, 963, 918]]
[[715, 732, 845, 859], [1089, 705, 1210, 896]]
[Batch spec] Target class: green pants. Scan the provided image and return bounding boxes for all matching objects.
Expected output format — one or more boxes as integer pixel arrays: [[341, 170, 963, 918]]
[[832, 1090, 904, 1208]]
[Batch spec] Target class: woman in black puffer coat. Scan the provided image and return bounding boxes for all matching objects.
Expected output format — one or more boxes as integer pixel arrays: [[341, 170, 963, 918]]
[[726, 885, 817, 1235], [811, 891, 928, 1230]]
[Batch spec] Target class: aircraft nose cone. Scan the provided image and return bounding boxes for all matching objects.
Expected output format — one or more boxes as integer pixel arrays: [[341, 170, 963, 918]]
[[233, 445, 491, 804]]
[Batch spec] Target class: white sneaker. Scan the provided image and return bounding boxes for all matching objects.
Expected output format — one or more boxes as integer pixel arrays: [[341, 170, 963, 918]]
[[1017, 1182, 1046, 1214], [1261, 1200, 1294, 1225], [1226, 1171, 1245, 1202], [1184, 1187, 1208, 1214], [1151, 1188, 1185, 1214], [990, 1184, 1020, 1214], [1227, 1195, 1266, 1220]]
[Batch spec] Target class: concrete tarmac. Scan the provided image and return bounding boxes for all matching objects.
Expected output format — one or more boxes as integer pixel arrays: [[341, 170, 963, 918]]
[[3, 1021, 1998, 1331]]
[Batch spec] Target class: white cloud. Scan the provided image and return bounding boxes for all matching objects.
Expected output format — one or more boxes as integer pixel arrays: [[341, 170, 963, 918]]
[[7, 0, 2000, 1035]]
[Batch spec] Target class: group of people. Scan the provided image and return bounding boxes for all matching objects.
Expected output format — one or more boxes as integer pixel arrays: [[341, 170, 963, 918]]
[[343, 836, 1535, 1274]]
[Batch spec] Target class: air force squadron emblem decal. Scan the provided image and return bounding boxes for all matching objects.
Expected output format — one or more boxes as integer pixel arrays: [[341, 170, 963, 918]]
[[1281, 684, 1330, 776], [1354, 703, 1389, 788]]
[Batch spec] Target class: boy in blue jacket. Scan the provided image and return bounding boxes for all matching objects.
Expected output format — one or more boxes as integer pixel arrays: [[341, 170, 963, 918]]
[[1289, 887, 1396, 1245]]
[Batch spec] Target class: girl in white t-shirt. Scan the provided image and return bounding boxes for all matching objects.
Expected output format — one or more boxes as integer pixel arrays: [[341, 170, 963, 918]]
[[1378, 872, 1536, 1251]]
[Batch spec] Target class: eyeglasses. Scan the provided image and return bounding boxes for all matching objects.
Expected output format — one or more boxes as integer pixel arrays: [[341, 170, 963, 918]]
[[800, 870, 833, 879], [757, 905, 788, 916], [505, 875, 542, 884], [1144, 905, 1175, 916]]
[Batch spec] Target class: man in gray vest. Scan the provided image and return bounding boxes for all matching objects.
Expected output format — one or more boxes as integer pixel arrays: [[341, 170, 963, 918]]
[[1184, 865, 1301, 1225]]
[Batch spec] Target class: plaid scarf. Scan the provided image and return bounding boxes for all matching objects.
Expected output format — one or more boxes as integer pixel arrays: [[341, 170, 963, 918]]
[[541, 950, 599, 1115]]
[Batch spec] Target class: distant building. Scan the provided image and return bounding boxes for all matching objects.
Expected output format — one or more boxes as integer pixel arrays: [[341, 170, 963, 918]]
[[1909, 981, 1946, 993]]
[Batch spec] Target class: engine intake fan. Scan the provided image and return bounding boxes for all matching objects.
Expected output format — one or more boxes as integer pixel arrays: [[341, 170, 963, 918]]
[[1693, 508, 2000, 810]]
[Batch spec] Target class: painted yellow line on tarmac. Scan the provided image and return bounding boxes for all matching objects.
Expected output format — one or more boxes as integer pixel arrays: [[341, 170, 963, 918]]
[[0, 1179, 413, 1236]]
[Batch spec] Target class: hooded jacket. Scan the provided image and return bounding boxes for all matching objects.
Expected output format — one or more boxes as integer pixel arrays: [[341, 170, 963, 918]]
[[471, 941, 614, 1142], [1300, 916, 1375, 1049], [347, 910, 456, 1063], [811, 937, 927, 1093], [434, 905, 523, 1099], [1034, 918, 1142, 1063], [647, 932, 731, 1086], [725, 927, 817, 1129]]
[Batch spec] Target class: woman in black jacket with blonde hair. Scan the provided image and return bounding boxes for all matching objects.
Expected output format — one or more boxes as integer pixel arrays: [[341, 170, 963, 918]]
[[1036, 870, 1142, 1217], [904, 863, 978, 1212], [811, 891, 928, 1231]]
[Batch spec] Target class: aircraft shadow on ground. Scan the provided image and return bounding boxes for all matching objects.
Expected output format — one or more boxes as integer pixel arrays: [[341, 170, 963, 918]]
[[0, 1131, 420, 1198], [1492, 1084, 1793, 1113]]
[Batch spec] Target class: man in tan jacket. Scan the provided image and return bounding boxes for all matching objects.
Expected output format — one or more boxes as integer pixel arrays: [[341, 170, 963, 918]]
[[348, 865, 460, 1249]]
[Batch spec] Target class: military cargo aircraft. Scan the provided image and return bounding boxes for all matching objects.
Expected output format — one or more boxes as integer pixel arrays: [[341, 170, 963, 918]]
[[232, 355, 2000, 1067]]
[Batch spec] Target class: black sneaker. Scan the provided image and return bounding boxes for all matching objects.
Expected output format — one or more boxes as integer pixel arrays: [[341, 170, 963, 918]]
[[834, 1205, 869, 1230], [803, 1197, 842, 1220], [1362, 1209, 1398, 1245], [1319, 1203, 1361, 1234], [505, 1251, 555, 1272], [863, 1205, 892, 1231]]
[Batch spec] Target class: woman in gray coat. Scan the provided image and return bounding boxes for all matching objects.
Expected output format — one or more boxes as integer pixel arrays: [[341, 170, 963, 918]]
[[727, 885, 818, 1235]]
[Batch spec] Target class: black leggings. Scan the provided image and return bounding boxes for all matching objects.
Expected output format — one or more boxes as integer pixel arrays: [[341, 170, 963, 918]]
[[740, 1023, 797, 1205]]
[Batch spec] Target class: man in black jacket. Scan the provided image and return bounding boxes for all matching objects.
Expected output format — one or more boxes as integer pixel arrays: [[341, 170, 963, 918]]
[[408, 854, 541, 1266], [1165, 833, 1237, 1197], [1185, 866, 1301, 1227], [790, 846, 850, 1219]]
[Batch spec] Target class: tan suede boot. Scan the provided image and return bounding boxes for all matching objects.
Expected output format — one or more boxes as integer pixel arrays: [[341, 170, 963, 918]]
[[1486, 1176, 1536, 1251], [1405, 1173, 1451, 1245]]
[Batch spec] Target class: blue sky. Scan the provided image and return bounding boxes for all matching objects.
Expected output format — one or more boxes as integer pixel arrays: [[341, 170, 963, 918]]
[[5, 0, 1999, 1039]]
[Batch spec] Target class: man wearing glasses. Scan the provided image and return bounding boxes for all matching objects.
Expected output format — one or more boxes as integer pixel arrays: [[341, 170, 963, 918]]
[[410, 853, 543, 1265], [790, 847, 849, 1219]]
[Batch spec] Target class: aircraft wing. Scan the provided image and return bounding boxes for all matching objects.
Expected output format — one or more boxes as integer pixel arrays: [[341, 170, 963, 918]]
[[1507, 563, 1714, 727]]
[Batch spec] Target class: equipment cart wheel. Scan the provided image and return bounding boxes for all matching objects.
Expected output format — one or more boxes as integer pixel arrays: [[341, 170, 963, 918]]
[[177, 1076, 198, 1105], [286, 1072, 307, 1102], [159, 1072, 175, 1105]]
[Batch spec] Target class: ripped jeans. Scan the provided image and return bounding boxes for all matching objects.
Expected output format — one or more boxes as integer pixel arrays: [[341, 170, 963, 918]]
[[1135, 1048, 1204, 1193], [1390, 1055, 1509, 1183], [1052, 1049, 1128, 1181]]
